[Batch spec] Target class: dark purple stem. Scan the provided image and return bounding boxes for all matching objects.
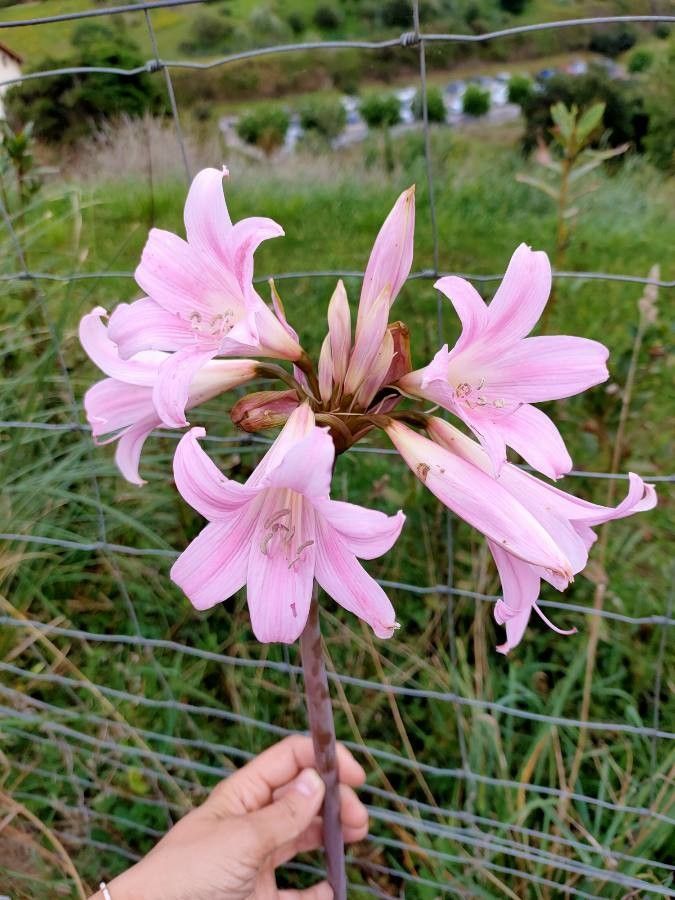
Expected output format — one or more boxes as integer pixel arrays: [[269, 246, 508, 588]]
[[299, 586, 346, 900]]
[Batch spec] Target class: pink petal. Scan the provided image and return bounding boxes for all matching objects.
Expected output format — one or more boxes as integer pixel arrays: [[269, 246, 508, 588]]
[[152, 346, 218, 429], [228, 216, 284, 288], [135, 227, 242, 320], [251, 301, 303, 361], [386, 421, 572, 576], [486, 243, 552, 341], [328, 280, 351, 386], [434, 277, 489, 353], [173, 427, 260, 520], [107, 298, 194, 360], [358, 185, 415, 325], [247, 491, 316, 643], [318, 334, 333, 405], [489, 540, 541, 654], [190, 359, 258, 405], [344, 287, 390, 397], [315, 499, 405, 560], [264, 427, 335, 500], [495, 404, 572, 480], [114, 417, 160, 486], [79, 306, 164, 384], [354, 330, 394, 409], [183, 166, 232, 256], [84, 379, 156, 437], [490, 335, 609, 402], [171, 513, 255, 611], [248, 402, 316, 486], [315, 515, 397, 639], [270, 281, 308, 383]]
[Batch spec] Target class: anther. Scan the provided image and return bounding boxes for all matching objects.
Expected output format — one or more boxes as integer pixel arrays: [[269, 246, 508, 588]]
[[288, 540, 314, 569]]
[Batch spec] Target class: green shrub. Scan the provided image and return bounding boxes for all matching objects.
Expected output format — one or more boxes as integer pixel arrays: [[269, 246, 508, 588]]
[[313, 5, 343, 30], [5, 24, 165, 144], [462, 84, 491, 116], [411, 86, 446, 122], [644, 45, 675, 171], [628, 48, 654, 73], [381, 0, 413, 27], [359, 93, 402, 128], [286, 11, 305, 35], [499, 0, 528, 13], [297, 96, 346, 140], [520, 65, 647, 153], [236, 104, 290, 155], [178, 12, 234, 55], [507, 73, 533, 106], [589, 27, 637, 58], [654, 23, 671, 40]]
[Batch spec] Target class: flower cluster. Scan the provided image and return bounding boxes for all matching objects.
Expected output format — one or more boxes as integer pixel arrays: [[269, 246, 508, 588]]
[[80, 166, 656, 653]]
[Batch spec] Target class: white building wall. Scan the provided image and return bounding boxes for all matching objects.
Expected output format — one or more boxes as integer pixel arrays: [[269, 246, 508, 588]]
[[0, 52, 22, 120]]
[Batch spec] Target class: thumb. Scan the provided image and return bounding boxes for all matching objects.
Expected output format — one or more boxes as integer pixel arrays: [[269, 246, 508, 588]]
[[246, 768, 325, 857]]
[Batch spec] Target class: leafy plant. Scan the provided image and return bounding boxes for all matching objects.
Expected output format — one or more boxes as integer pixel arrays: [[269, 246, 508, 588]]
[[517, 101, 628, 318], [644, 43, 675, 172], [507, 73, 533, 106], [360, 93, 401, 173], [627, 48, 654, 73], [313, 4, 343, 30], [462, 83, 490, 116], [588, 26, 636, 58], [297, 96, 347, 141], [236, 104, 290, 155], [411, 86, 446, 123]]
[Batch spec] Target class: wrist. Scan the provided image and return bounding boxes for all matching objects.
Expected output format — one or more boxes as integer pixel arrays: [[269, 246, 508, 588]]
[[91, 862, 152, 900]]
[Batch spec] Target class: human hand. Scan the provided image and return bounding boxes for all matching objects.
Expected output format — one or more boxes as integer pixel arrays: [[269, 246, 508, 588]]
[[91, 735, 368, 900]]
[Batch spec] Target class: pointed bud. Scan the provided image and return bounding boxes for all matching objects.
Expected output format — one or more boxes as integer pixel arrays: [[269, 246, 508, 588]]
[[318, 334, 333, 406], [355, 330, 395, 409], [382, 321, 411, 386], [327, 280, 351, 386], [230, 389, 299, 433], [343, 286, 390, 398], [357, 185, 415, 339], [269, 278, 308, 389]]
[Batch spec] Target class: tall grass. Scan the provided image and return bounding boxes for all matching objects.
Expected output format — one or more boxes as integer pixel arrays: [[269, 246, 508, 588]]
[[1, 129, 673, 898]]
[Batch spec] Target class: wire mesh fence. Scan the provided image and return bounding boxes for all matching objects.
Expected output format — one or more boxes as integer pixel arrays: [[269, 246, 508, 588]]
[[0, 1, 673, 896]]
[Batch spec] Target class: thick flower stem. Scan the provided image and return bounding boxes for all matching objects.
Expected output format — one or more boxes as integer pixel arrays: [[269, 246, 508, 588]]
[[299, 587, 346, 900]]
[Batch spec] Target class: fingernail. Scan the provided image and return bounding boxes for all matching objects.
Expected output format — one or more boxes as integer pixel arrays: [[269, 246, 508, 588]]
[[294, 768, 323, 797]]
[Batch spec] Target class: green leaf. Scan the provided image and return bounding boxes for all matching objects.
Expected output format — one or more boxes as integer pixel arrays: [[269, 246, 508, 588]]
[[577, 102, 605, 142], [515, 173, 559, 199]]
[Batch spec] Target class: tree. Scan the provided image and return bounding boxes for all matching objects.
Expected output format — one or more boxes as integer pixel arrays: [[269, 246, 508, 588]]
[[5, 24, 165, 144], [507, 74, 533, 106], [359, 93, 401, 129]]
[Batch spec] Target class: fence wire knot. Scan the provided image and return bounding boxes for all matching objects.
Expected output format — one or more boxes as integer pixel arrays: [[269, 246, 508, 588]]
[[145, 58, 163, 73], [399, 31, 421, 48]]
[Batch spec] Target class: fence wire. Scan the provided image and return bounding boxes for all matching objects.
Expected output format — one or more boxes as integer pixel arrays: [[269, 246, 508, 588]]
[[0, 2, 673, 897]]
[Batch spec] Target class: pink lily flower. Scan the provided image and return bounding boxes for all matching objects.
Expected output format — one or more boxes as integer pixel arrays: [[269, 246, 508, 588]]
[[106, 167, 302, 429], [170, 403, 405, 643], [397, 244, 610, 479], [79, 307, 256, 485], [425, 416, 656, 653], [343, 186, 415, 401]]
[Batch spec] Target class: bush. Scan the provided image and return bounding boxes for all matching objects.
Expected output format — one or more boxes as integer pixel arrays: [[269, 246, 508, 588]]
[[520, 65, 647, 153], [5, 24, 165, 144], [381, 0, 413, 27], [411, 86, 446, 122], [236, 104, 290, 155], [499, 0, 528, 13], [507, 73, 533, 105], [286, 11, 305, 35], [313, 5, 343, 30], [178, 12, 234, 55], [359, 93, 401, 128], [297, 96, 346, 140], [628, 48, 654, 73], [462, 84, 491, 116], [654, 23, 671, 40], [589, 27, 637, 58], [644, 45, 675, 171]]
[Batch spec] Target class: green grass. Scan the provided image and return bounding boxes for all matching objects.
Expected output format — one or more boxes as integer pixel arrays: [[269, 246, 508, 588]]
[[1, 128, 674, 897]]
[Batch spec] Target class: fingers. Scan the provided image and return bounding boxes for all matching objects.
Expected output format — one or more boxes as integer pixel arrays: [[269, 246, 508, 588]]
[[208, 735, 366, 816], [272, 783, 368, 838], [244, 768, 326, 855], [272, 785, 369, 867], [279, 882, 333, 900]]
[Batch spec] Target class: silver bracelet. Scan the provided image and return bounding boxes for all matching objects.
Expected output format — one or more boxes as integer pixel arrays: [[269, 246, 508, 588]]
[[99, 883, 112, 900]]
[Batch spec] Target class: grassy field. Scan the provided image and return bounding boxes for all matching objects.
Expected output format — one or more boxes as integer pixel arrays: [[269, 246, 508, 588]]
[[1, 123, 674, 897]]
